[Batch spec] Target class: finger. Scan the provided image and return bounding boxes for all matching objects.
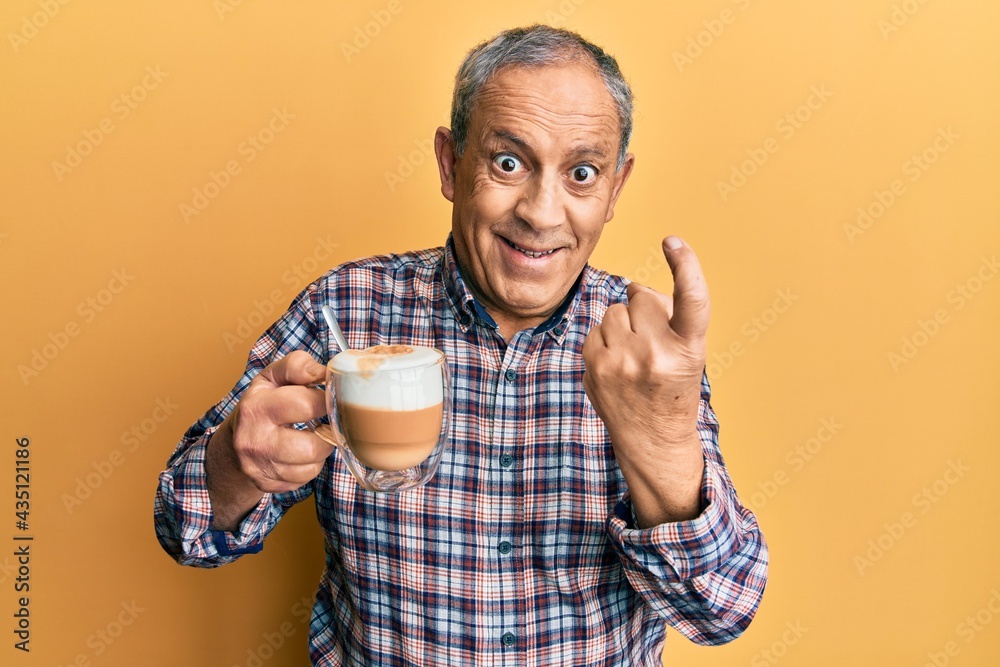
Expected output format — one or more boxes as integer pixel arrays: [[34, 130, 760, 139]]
[[271, 427, 336, 467], [625, 281, 648, 303], [273, 462, 329, 487], [598, 303, 633, 345], [661, 236, 710, 339], [627, 282, 674, 316], [253, 461, 326, 494], [626, 282, 674, 334], [259, 351, 328, 388], [241, 384, 327, 428], [582, 324, 607, 363]]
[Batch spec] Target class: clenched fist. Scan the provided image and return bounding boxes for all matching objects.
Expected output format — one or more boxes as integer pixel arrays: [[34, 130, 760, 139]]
[[582, 236, 709, 527], [207, 351, 335, 530]]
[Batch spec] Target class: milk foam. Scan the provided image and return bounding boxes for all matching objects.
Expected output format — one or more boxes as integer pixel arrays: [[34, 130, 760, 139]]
[[331, 345, 444, 411]]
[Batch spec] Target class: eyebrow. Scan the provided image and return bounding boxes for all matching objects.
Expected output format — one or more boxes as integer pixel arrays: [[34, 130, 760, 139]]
[[491, 130, 530, 152], [490, 129, 612, 164]]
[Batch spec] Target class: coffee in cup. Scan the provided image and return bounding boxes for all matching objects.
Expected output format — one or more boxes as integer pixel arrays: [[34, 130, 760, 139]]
[[331, 345, 444, 471], [309, 344, 451, 492]]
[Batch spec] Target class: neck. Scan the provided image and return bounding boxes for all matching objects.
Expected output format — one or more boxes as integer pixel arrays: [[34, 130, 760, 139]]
[[488, 311, 548, 342]]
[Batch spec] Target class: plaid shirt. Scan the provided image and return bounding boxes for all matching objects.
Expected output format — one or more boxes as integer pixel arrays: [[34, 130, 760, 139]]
[[155, 237, 768, 666]]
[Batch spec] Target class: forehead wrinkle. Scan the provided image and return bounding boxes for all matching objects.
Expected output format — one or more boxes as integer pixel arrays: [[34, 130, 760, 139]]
[[477, 110, 617, 164], [467, 67, 621, 167], [474, 72, 618, 128], [476, 86, 617, 125]]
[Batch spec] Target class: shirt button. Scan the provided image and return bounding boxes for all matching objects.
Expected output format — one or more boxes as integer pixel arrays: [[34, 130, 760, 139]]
[[499, 454, 514, 468], [504, 369, 516, 383], [501, 632, 516, 647], [498, 541, 512, 554]]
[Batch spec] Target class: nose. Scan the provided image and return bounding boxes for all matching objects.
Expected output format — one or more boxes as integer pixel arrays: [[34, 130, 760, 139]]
[[514, 169, 567, 231]]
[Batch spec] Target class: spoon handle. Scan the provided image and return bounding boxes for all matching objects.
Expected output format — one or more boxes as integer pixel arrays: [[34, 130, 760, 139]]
[[321, 305, 350, 352]]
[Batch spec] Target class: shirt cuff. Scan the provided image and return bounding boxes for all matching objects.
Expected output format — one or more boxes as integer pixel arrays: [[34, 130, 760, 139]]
[[155, 429, 273, 565], [607, 459, 744, 582]]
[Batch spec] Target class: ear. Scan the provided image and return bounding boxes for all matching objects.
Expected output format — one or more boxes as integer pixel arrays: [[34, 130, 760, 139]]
[[604, 153, 635, 223], [435, 127, 457, 202]]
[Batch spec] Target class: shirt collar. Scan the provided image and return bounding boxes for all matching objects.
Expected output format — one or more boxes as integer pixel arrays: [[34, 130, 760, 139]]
[[441, 234, 584, 343]]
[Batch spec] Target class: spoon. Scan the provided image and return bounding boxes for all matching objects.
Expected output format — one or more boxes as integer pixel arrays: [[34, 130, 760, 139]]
[[321, 305, 350, 352]]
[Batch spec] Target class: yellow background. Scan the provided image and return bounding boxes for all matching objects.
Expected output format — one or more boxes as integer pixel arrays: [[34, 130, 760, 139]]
[[2, 0, 998, 665]]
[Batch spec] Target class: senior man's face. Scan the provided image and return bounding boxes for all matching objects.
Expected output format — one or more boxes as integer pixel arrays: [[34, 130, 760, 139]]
[[435, 63, 634, 334]]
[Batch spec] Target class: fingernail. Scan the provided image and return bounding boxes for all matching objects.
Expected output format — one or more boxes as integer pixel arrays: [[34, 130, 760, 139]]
[[665, 235, 683, 250]]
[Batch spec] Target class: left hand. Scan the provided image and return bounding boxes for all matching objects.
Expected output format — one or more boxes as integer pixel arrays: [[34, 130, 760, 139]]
[[582, 235, 710, 524]]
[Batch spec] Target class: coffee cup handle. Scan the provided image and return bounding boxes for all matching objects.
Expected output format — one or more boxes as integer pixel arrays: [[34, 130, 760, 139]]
[[304, 418, 342, 448]]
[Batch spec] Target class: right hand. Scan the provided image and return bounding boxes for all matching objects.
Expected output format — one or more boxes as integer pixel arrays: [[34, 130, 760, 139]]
[[227, 351, 335, 494]]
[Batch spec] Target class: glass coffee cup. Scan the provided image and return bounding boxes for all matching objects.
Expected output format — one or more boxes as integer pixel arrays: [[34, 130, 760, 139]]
[[310, 344, 451, 492]]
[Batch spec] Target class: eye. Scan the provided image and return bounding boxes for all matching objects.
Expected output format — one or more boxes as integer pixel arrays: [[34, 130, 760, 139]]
[[571, 165, 597, 184], [493, 153, 524, 174]]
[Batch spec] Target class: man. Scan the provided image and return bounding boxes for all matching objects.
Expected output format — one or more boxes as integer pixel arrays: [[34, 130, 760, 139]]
[[155, 25, 768, 666]]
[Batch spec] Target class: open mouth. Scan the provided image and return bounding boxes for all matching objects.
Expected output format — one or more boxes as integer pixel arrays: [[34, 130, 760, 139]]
[[501, 236, 559, 259]]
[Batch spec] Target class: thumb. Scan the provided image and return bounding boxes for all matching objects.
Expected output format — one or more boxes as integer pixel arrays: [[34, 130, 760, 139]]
[[661, 235, 710, 339]]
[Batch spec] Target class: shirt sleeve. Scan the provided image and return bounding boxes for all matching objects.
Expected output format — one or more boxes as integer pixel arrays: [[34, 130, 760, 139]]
[[605, 373, 769, 645], [153, 284, 327, 568]]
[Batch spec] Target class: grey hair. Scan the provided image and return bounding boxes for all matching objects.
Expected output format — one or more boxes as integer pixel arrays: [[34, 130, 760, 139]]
[[450, 25, 634, 171]]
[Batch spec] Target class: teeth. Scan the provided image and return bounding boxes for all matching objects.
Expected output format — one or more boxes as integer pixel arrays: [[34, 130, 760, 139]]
[[505, 238, 556, 258]]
